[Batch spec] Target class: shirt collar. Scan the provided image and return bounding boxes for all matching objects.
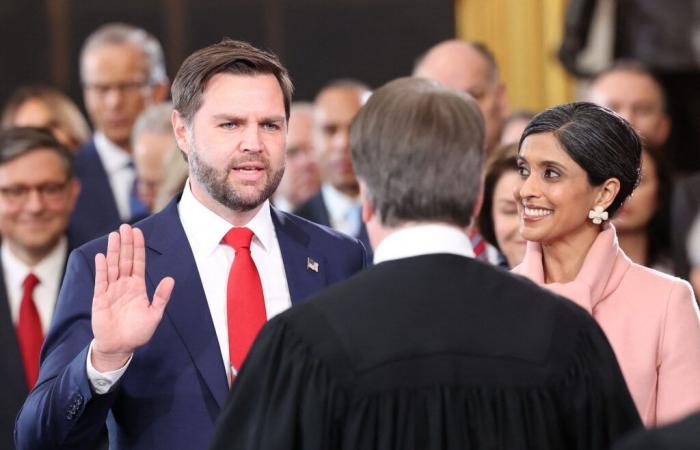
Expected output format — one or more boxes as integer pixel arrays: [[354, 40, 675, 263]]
[[2, 236, 68, 287], [178, 179, 276, 255], [373, 223, 475, 264], [93, 131, 131, 174], [321, 183, 358, 222]]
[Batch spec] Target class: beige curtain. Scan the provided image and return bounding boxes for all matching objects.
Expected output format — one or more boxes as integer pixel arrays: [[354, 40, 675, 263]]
[[455, 0, 574, 112]]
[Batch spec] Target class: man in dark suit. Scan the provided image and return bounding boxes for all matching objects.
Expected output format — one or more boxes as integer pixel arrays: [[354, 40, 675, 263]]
[[614, 411, 700, 450], [69, 23, 169, 246], [294, 80, 371, 250], [209, 77, 642, 450], [0, 128, 79, 449], [15, 40, 367, 450]]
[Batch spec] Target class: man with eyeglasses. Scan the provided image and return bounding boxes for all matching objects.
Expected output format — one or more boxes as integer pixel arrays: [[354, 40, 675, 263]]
[[70, 23, 169, 246], [0, 127, 80, 450]]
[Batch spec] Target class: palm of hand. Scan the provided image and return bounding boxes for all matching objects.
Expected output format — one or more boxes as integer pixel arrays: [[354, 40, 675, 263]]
[[91, 224, 175, 363]]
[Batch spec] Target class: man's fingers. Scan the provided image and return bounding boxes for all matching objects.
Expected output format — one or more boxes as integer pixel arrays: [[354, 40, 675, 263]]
[[119, 224, 134, 278], [94, 253, 107, 297], [152, 277, 175, 314], [132, 228, 146, 280], [106, 231, 120, 284]]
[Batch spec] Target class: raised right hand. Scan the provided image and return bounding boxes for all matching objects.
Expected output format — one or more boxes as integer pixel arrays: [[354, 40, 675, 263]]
[[91, 224, 175, 372]]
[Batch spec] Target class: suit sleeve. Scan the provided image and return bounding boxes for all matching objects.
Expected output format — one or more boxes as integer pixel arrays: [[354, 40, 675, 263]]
[[15, 248, 118, 450], [655, 280, 700, 425]]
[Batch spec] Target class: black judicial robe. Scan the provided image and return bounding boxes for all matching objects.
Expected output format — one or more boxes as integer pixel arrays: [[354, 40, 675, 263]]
[[210, 254, 642, 450]]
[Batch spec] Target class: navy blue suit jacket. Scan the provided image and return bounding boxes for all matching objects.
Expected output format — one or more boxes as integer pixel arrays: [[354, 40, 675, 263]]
[[294, 190, 372, 254], [68, 139, 122, 247], [15, 200, 368, 450]]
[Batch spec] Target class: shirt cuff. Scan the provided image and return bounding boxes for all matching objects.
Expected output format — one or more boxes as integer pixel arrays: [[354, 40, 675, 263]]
[[86, 340, 133, 394]]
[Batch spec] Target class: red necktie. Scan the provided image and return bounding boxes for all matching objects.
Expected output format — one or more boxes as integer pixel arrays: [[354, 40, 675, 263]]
[[468, 228, 488, 261], [16, 273, 43, 388], [223, 227, 266, 378]]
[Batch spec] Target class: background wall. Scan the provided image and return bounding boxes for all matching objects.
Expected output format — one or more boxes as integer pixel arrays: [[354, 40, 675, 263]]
[[0, 0, 454, 108], [456, 0, 574, 112]]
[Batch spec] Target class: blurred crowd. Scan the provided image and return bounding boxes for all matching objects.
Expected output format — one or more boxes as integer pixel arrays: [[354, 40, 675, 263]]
[[0, 9, 699, 450]]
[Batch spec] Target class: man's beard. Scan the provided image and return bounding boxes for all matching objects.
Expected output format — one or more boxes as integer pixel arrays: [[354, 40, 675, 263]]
[[188, 136, 285, 212]]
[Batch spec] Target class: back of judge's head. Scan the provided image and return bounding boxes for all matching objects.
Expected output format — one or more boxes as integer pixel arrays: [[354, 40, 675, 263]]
[[350, 77, 484, 228]]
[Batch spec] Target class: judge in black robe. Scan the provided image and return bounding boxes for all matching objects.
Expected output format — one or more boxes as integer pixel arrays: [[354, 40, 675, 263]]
[[209, 77, 642, 450]]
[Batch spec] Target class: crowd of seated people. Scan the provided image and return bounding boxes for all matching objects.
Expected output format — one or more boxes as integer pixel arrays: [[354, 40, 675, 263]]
[[0, 18, 698, 450]]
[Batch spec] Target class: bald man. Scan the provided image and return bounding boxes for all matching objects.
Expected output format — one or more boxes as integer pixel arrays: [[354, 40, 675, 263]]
[[587, 63, 671, 152], [273, 103, 320, 212], [414, 40, 509, 156], [294, 80, 371, 251]]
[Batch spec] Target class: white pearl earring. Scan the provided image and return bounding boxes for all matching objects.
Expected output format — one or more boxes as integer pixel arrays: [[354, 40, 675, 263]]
[[588, 206, 609, 225]]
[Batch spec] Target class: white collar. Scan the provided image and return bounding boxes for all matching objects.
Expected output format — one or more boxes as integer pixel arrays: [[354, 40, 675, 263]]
[[93, 131, 131, 174], [178, 179, 276, 255], [2, 237, 68, 286], [321, 183, 359, 221], [373, 223, 474, 264]]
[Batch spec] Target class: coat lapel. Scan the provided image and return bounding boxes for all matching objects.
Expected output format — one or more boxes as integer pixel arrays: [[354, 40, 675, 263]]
[[271, 208, 327, 305], [142, 200, 229, 409]]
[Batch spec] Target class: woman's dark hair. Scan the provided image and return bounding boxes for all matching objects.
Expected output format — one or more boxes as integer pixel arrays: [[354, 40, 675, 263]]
[[519, 102, 641, 216], [641, 146, 673, 266], [477, 143, 518, 251]]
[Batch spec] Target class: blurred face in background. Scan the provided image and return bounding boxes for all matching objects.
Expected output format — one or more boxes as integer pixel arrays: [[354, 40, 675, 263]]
[[12, 98, 78, 151], [492, 169, 526, 267], [588, 71, 670, 149], [612, 149, 658, 233], [275, 106, 320, 209], [82, 43, 163, 150], [133, 131, 176, 212], [313, 86, 366, 197], [415, 41, 508, 155], [0, 149, 79, 264]]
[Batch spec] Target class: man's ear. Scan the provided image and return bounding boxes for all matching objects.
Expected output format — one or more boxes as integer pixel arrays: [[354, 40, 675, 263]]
[[470, 179, 485, 230], [172, 110, 190, 158], [359, 180, 374, 225]]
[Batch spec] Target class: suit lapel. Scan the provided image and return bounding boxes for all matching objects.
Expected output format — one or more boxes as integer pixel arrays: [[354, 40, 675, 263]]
[[143, 201, 229, 409], [271, 208, 327, 305]]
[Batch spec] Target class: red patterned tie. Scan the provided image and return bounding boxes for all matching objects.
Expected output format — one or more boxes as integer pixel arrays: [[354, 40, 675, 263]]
[[16, 273, 43, 388], [468, 228, 488, 261], [223, 227, 266, 379]]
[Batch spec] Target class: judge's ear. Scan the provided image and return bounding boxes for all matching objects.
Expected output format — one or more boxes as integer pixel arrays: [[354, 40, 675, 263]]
[[172, 110, 191, 158], [359, 180, 374, 225]]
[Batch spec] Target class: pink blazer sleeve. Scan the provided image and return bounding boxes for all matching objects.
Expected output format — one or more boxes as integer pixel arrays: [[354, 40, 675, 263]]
[[656, 279, 700, 425]]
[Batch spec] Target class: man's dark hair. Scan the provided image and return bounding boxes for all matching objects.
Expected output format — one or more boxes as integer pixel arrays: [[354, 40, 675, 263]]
[[351, 77, 484, 228], [171, 38, 293, 125], [0, 127, 73, 178], [519, 101, 642, 216]]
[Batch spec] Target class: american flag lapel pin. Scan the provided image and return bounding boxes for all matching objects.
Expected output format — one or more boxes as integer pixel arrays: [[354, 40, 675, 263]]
[[306, 257, 319, 273]]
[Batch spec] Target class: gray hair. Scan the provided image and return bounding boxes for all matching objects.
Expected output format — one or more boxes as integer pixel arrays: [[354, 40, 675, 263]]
[[131, 102, 174, 146], [80, 22, 167, 84], [350, 77, 485, 228]]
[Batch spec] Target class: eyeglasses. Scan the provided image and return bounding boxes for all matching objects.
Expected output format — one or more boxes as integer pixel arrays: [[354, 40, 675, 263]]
[[0, 181, 71, 205], [83, 80, 151, 97]]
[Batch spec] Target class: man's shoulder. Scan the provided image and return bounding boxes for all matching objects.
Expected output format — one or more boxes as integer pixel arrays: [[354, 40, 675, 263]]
[[274, 208, 363, 249], [292, 191, 327, 223]]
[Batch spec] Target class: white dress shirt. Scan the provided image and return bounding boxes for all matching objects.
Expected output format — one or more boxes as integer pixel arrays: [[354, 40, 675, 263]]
[[87, 180, 292, 391], [3, 237, 67, 333], [373, 223, 475, 264], [321, 183, 362, 237], [93, 132, 136, 221]]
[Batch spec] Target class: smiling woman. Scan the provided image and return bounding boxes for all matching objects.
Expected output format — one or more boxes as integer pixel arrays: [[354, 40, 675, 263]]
[[512, 102, 700, 428]]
